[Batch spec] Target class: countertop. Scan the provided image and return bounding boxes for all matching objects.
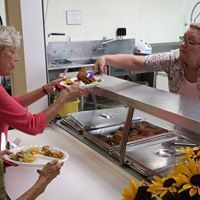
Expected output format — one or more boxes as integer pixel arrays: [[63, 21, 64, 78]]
[[4, 125, 142, 200]]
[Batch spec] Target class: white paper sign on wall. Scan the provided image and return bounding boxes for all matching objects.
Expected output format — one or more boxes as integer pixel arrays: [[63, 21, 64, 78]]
[[66, 10, 82, 25]]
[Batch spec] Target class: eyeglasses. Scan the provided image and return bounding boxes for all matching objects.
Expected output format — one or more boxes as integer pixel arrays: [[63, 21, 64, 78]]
[[179, 36, 200, 46]]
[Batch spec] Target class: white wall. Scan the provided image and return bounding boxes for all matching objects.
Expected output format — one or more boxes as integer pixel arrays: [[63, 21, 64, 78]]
[[44, 0, 200, 43], [0, 0, 6, 25], [20, 0, 48, 112]]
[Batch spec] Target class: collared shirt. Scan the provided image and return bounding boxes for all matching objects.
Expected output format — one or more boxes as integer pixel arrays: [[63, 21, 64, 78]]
[[144, 49, 200, 99]]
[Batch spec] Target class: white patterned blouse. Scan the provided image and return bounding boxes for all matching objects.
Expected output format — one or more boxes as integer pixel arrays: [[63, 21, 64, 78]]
[[144, 49, 200, 99]]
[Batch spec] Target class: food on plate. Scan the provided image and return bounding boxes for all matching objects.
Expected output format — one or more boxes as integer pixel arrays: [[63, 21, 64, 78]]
[[95, 121, 168, 146], [62, 77, 77, 85], [41, 146, 64, 159], [77, 68, 95, 84], [64, 78, 74, 85], [60, 68, 102, 88], [10, 151, 36, 163], [9, 145, 64, 163], [26, 146, 43, 154]]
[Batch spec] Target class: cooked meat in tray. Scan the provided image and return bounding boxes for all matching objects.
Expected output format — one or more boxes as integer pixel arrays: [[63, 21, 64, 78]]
[[84, 121, 169, 151]]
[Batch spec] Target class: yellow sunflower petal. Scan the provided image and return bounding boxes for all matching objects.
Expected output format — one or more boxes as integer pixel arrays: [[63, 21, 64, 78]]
[[188, 159, 197, 174], [178, 174, 190, 183], [198, 160, 200, 174], [178, 183, 192, 193], [189, 187, 197, 197], [198, 188, 200, 195], [193, 147, 199, 151], [130, 179, 138, 191], [159, 190, 168, 198], [153, 176, 164, 183], [121, 179, 138, 200], [182, 183, 192, 190], [175, 162, 192, 177], [121, 188, 135, 200]]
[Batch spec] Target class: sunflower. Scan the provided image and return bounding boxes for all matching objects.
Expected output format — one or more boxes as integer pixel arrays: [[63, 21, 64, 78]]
[[121, 179, 139, 200], [174, 158, 200, 197], [147, 175, 179, 198], [180, 146, 200, 160]]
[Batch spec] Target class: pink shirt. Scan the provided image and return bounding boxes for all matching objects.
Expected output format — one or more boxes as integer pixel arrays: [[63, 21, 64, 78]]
[[0, 84, 46, 140], [178, 77, 199, 100]]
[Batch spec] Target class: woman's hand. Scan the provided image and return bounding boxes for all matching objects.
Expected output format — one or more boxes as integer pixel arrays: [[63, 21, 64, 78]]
[[0, 150, 12, 158], [16, 160, 64, 199], [37, 160, 63, 183], [94, 56, 108, 75], [43, 78, 63, 95], [58, 84, 87, 103], [0, 150, 17, 168]]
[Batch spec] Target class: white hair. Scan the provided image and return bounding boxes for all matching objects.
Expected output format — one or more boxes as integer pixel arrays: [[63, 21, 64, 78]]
[[0, 25, 21, 49]]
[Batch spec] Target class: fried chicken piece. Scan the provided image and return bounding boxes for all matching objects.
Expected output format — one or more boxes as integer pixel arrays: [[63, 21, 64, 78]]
[[77, 68, 94, 84]]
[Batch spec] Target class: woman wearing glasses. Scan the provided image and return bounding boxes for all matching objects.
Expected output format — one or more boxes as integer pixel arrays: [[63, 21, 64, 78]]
[[0, 25, 83, 137], [0, 25, 83, 199], [95, 22, 200, 100]]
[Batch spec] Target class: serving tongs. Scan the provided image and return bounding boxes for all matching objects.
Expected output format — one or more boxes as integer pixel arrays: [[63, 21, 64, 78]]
[[162, 140, 196, 149], [86, 71, 99, 78]]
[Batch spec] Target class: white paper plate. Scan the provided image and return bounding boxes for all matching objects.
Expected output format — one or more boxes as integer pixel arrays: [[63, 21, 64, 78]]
[[59, 76, 103, 89], [3, 145, 69, 167]]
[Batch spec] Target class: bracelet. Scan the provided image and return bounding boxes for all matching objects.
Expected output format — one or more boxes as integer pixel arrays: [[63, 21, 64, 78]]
[[42, 86, 48, 95]]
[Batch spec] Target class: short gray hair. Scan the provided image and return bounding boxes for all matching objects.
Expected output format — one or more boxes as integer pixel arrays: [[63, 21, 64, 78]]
[[0, 25, 21, 49]]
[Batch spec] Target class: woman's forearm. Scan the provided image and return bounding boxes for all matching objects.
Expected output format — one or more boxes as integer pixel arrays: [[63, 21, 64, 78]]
[[104, 54, 145, 70], [18, 79, 62, 107], [17, 87, 46, 107], [16, 178, 48, 200], [16, 160, 63, 200]]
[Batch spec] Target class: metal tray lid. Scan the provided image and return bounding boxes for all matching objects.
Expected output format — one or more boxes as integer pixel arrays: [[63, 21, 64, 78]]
[[65, 107, 141, 131]]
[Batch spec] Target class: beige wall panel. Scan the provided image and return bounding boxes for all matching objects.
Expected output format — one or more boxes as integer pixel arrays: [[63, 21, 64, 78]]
[[5, 0, 27, 95]]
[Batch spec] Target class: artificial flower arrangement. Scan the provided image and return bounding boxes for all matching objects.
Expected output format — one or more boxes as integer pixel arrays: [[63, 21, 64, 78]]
[[121, 146, 200, 200]]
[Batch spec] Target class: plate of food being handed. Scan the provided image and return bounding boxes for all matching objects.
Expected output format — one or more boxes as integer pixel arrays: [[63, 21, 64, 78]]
[[59, 68, 103, 89], [3, 145, 69, 167]]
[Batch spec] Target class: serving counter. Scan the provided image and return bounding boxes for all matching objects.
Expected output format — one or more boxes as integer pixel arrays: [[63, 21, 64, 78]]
[[4, 74, 200, 199], [4, 125, 142, 200], [91, 75, 200, 174], [54, 73, 200, 177]]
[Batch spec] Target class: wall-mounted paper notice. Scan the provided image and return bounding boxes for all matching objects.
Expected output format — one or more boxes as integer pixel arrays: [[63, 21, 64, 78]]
[[66, 10, 82, 25]]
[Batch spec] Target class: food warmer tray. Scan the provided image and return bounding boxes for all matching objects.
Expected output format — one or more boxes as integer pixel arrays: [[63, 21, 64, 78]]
[[83, 120, 171, 152], [61, 107, 142, 132], [111, 135, 198, 177], [60, 117, 83, 133]]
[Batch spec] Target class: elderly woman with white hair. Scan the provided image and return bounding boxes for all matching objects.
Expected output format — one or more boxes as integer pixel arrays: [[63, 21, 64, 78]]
[[0, 25, 83, 199], [95, 22, 200, 100], [0, 25, 82, 136]]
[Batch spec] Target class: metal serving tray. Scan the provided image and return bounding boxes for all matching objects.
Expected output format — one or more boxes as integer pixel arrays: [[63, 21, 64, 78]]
[[60, 117, 83, 133], [63, 107, 142, 131], [111, 134, 197, 177], [84, 124, 124, 151], [83, 121, 170, 152]]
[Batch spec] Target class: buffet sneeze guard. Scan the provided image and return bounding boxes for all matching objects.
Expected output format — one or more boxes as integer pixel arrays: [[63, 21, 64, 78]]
[[56, 74, 200, 177], [92, 75, 200, 176]]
